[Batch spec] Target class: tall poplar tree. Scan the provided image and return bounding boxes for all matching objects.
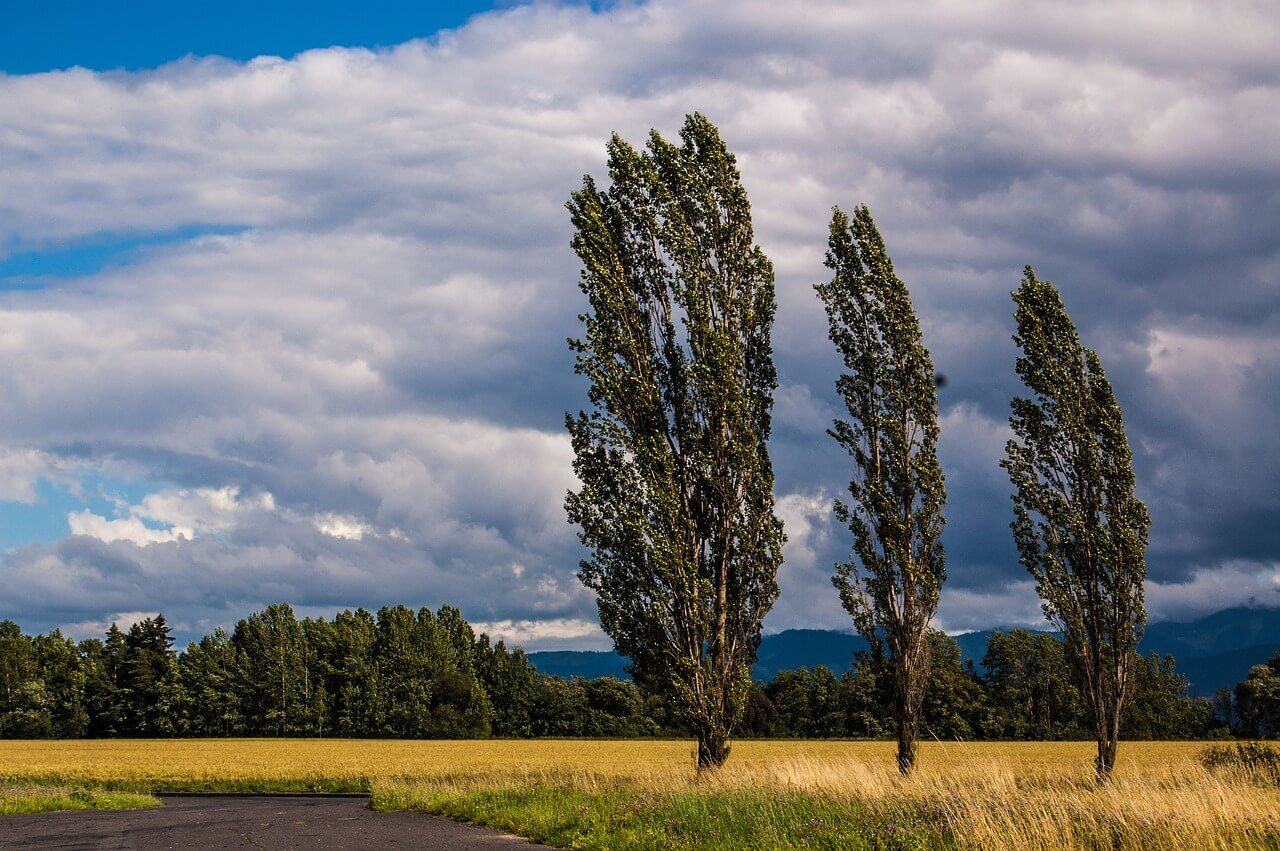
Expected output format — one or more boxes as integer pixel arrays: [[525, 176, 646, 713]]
[[1001, 267, 1150, 782], [816, 205, 946, 776], [565, 113, 785, 769]]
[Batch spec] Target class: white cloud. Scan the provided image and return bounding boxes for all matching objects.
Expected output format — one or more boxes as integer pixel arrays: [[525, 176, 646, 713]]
[[67, 485, 275, 546], [67, 511, 189, 545], [312, 513, 370, 540], [936, 580, 1048, 633], [470, 617, 610, 651], [1146, 561, 1280, 623]]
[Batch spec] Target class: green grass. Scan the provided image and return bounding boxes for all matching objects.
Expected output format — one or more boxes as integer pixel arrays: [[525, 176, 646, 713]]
[[0, 784, 160, 817], [372, 781, 954, 850]]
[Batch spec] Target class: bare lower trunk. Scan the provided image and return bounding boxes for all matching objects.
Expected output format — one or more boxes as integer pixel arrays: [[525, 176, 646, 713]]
[[897, 713, 918, 776], [1095, 735, 1118, 782], [697, 725, 730, 770], [894, 638, 927, 776], [1094, 699, 1121, 782]]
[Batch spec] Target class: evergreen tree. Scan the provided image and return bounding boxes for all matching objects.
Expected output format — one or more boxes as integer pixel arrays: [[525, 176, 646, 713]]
[[298, 617, 332, 736], [565, 113, 785, 768], [473, 635, 540, 737], [79, 637, 120, 737], [1001, 267, 1150, 781], [372, 606, 490, 738], [1123, 652, 1216, 740], [118, 615, 181, 736], [920, 632, 986, 741], [839, 645, 894, 739], [815, 205, 947, 775]]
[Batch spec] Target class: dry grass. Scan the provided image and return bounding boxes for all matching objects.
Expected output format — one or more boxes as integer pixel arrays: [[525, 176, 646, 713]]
[[0, 738, 1210, 787], [2, 739, 1277, 848], [699, 755, 1280, 850]]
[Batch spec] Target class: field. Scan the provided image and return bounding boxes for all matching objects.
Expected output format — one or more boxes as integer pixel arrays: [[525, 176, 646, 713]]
[[3, 739, 1279, 849]]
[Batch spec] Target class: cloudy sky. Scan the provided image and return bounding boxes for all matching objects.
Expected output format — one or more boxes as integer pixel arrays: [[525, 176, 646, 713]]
[[2, 0, 1278, 649]]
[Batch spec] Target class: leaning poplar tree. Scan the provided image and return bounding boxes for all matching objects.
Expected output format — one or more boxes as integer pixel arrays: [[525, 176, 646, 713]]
[[816, 205, 947, 776], [564, 114, 785, 770], [1001, 267, 1150, 782]]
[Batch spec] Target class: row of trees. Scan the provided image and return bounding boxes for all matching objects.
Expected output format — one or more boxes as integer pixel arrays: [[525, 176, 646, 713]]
[[7, 606, 1274, 741], [564, 113, 1153, 779], [0, 607, 658, 740]]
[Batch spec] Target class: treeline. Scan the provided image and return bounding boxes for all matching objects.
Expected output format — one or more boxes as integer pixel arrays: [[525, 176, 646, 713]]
[[741, 631, 1248, 741], [0, 605, 663, 740], [2, 604, 1277, 740]]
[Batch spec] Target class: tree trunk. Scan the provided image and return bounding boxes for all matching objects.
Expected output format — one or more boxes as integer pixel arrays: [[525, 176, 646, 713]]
[[696, 724, 730, 771], [1095, 735, 1118, 782], [894, 640, 924, 776], [896, 711, 918, 776], [1095, 698, 1121, 782]]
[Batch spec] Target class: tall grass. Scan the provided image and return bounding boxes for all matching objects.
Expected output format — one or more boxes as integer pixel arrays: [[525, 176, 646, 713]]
[[375, 755, 1280, 850], [2, 739, 1276, 847]]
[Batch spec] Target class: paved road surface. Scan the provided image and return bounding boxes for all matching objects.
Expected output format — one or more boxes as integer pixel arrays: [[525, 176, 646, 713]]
[[0, 795, 547, 850]]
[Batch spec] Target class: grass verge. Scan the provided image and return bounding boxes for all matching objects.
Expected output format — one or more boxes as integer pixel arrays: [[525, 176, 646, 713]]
[[370, 759, 1280, 851], [0, 784, 160, 817], [372, 779, 950, 850]]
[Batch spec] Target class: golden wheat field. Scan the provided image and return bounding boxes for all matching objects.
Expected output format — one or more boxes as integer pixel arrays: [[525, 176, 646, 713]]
[[3, 739, 1279, 849], [0, 738, 1208, 786]]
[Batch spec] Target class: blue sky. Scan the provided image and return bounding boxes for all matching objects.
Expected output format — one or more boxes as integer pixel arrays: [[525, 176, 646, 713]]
[[0, 1, 507, 73], [1, 0, 1277, 648]]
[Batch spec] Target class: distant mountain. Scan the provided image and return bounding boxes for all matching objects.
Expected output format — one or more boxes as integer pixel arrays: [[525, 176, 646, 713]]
[[1139, 606, 1280, 660], [751, 629, 866, 681], [527, 606, 1279, 695], [523, 650, 629, 680]]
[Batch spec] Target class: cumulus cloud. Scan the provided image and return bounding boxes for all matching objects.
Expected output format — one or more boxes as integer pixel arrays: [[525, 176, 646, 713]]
[[66, 485, 275, 545], [1, 0, 1278, 643], [470, 617, 609, 651]]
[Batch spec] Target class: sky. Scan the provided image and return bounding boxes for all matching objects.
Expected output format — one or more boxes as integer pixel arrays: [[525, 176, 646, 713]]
[[2, 0, 1278, 650]]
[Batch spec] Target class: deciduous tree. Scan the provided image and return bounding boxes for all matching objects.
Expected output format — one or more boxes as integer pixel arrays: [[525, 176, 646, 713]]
[[566, 113, 785, 769], [1002, 267, 1150, 781], [815, 205, 947, 775]]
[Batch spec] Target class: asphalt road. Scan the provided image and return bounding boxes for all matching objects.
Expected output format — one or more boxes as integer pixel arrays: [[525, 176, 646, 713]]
[[0, 795, 548, 850]]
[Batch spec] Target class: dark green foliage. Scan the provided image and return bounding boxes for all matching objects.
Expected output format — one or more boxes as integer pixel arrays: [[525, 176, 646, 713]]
[[1001, 268, 1150, 780], [177, 629, 241, 735], [473, 636, 540, 737], [565, 113, 785, 768], [1236, 650, 1280, 738], [118, 615, 181, 736], [371, 605, 490, 738], [816, 205, 947, 774], [1123, 653, 1219, 739], [0, 608, 1248, 742], [0, 619, 52, 737], [232, 604, 308, 736], [981, 629, 1084, 740]]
